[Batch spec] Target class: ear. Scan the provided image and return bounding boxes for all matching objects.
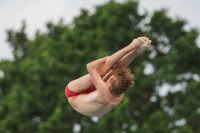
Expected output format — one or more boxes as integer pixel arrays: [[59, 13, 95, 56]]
[[108, 83, 112, 89]]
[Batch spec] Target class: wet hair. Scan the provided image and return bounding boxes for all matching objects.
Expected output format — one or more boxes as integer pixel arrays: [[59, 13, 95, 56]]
[[110, 68, 134, 96]]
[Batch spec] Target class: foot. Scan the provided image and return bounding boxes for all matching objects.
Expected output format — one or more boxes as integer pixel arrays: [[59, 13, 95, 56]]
[[135, 37, 151, 53], [130, 37, 146, 48]]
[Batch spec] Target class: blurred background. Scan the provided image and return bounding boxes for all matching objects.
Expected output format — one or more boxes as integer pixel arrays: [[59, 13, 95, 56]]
[[0, 0, 200, 133]]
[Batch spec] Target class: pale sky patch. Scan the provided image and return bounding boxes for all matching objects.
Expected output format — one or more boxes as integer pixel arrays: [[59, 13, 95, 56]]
[[0, 0, 200, 60]]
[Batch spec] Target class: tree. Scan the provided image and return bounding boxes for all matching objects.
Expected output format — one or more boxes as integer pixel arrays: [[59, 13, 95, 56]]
[[0, 0, 199, 133]]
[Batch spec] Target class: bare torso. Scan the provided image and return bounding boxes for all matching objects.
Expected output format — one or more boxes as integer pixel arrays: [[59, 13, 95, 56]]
[[66, 37, 151, 116], [67, 86, 124, 117]]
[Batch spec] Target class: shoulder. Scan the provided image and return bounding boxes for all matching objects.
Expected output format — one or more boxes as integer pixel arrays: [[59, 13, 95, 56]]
[[95, 82, 110, 96], [111, 93, 124, 104]]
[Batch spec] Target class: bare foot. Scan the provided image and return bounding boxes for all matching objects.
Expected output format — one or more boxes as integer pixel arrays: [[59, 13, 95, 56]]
[[136, 37, 151, 53], [130, 37, 146, 48]]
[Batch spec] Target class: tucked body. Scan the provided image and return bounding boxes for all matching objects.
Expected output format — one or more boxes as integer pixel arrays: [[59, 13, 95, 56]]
[[66, 37, 151, 116]]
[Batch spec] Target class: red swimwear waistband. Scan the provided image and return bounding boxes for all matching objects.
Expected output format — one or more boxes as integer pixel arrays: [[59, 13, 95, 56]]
[[65, 86, 91, 98]]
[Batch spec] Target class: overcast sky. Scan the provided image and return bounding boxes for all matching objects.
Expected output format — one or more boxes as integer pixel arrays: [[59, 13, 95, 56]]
[[0, 0, 200, 60]]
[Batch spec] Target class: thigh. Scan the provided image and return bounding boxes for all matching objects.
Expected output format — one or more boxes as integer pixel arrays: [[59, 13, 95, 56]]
[[68, 74, 94, 93]]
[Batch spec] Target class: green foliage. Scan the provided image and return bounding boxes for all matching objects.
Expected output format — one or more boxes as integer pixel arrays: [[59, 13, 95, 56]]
[[0, 0, 200, 133]]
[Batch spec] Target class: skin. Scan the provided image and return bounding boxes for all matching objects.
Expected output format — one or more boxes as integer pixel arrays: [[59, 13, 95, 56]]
[[67, 37, 151, 117]]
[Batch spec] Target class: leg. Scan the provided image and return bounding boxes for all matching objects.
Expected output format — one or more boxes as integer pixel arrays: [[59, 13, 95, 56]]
[[112, 38, 152, 71], [102, 38, 151, 81], [68, 37, 151, 93], [112, 49, 140, 71], [99, 37, 150, 77], [68, 74, 94, 93]]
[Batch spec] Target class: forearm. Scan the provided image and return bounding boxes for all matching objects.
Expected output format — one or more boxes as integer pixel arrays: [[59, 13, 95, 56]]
[[86, 62, 99, 80], [86, 56, 108, 70], [86, 60, 105, 92]]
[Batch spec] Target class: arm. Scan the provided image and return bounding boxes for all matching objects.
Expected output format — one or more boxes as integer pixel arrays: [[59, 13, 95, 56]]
[[86, 57, 109, 92]]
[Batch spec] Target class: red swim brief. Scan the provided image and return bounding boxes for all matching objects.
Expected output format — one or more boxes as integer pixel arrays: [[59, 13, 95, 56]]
[[65, 86, 91, 98]]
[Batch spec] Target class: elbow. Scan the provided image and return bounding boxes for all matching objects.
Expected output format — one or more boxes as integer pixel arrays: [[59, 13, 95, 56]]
[[86, 63, 97, 74], [86, 63, 92, 71], [86, 64, 90, 70]]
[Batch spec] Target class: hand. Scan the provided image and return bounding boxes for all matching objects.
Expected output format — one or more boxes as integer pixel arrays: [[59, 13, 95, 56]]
[[97, 56, 110, 77], [97, 56, 109, 70]]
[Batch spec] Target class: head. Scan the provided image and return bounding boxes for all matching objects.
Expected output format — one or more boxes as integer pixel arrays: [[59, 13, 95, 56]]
[[107, 68, 134, 96]]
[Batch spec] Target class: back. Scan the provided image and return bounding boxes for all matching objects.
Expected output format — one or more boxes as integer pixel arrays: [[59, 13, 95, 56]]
[[68, 90, 124, 117]]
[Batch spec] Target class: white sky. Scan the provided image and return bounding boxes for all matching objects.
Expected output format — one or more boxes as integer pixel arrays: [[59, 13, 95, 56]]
[[0, 0, 200, 60]]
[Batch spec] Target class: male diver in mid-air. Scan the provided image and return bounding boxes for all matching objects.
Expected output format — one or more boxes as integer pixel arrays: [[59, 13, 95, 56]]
[[65, 37, 151, 116]]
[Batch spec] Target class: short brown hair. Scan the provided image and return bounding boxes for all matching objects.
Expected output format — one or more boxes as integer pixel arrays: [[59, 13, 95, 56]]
[[110, 68, 134, 96]]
